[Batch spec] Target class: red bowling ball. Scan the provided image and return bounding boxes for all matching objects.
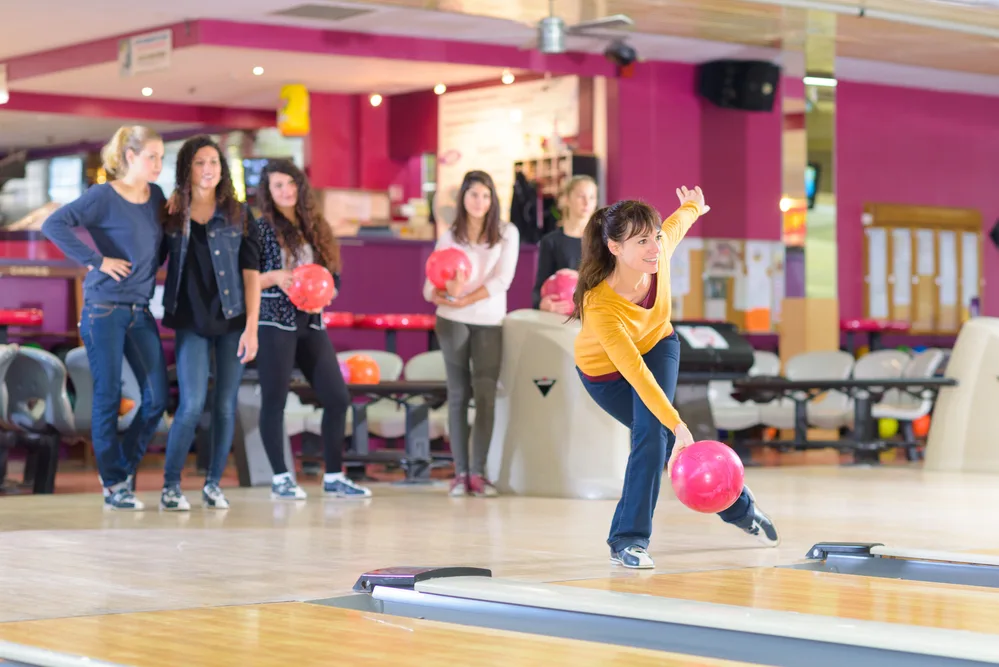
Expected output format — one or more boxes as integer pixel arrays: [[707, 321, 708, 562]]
[[287, 263, 336, 311], [426, 247, 472, 290], [541, 269, 578, 304], [669, 440, 744, 513]]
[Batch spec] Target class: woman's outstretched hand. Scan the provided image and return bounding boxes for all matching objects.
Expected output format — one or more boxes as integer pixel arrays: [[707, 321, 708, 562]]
[[676, 186, 710, 215], [666, 422, 696, 478]]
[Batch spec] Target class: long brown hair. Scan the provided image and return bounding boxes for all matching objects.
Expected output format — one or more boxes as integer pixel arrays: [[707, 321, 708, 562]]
[[165, 135, 245, 234], [570, 200, 661, 320], [451, 170, 501, 247], [256, 159, 341, 274]]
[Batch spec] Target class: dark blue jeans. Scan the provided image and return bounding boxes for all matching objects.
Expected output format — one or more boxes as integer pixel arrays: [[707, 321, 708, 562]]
[[79, 303, 168, 489], [578, 332, 753, 552], [163, 328, 245, 487]]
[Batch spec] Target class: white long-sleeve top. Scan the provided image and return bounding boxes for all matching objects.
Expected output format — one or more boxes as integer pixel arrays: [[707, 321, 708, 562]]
[[422, 222, 521, 326]]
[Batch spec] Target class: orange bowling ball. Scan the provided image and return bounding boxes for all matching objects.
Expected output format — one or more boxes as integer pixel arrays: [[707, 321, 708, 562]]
[[345, 354, 381, 384]]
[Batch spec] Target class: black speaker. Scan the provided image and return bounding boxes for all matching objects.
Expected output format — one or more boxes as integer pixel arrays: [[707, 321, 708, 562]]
[[697, 60, 780, 112]]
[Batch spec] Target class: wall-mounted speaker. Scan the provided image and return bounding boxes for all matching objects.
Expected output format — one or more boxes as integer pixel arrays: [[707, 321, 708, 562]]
[[697, 60, 781, 112]]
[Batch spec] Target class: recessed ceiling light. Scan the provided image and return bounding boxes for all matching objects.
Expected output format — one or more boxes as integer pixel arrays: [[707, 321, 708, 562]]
[[434, 83, 446, 95], [252, 66, 264, 76], [141, 87, 153, 97], [369, 93, 383, 107]]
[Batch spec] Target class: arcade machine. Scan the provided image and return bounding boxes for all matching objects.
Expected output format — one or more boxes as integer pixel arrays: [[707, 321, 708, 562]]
[[484, 312, 755, 499]]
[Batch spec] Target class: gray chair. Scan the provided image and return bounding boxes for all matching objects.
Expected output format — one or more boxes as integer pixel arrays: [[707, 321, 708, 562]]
[[5, 346, 74, 493], [0, 344, 21, 486], [65, 346, 143, 436]]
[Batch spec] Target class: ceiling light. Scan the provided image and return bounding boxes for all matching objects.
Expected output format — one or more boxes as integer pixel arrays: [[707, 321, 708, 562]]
[[369, 93, 382, 107], [803, 76, 836, 87], [0, 91, 8, 105], [141, 87, 153, 97], [501, 70, 515, 85], [434, 83, 446, 95], [253, 66, 264, 76]]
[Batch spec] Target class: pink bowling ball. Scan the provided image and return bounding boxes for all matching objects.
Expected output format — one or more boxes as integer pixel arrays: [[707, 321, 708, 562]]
[[541, 269, 578, 304]]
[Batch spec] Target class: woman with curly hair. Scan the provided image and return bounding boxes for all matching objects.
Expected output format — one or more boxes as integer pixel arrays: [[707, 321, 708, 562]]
[[159, 135, 261, 511], [254, 159, 368, 501]]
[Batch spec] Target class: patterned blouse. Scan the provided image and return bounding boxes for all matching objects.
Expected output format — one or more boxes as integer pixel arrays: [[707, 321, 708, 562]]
[[254, 216, 341, 332]]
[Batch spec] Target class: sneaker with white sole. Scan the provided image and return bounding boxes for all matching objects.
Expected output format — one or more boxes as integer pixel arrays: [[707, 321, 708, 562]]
[[104, 488, 144, 511], [610, 545, 654, 569], [271, 475, 307, 500], [468, 474, 498, 497], [449, 474, 469, 497], [159, 486, 191, 511], [202, 483, 230, 509], [323, 475, 371, 498], [734, 487, 780, 547]]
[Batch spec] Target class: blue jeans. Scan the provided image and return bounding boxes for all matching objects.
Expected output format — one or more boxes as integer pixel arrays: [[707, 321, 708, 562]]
[[79, 303, 168, 489], [163, 328, 245, 487], [578, 332, 753, 552]]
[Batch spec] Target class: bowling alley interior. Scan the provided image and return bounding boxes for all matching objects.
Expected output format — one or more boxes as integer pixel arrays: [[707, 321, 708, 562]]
[[3, 1, 999, 666]]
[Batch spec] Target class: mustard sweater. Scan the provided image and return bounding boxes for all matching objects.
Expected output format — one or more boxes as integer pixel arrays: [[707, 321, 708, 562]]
[[573, 201, 703, 430]]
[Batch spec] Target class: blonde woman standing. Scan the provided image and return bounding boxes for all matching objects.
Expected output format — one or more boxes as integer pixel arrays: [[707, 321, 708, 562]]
[[532, 175, 598, 315], [42, 126, 169, 511]]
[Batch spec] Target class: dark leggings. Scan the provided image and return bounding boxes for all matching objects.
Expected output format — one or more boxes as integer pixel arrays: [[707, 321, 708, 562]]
[[257, 315, 349, 475]]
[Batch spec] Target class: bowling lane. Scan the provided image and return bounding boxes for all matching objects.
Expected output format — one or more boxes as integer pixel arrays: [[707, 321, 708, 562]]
[[0, 602, 773, 667], [558, 567, 999, 635]]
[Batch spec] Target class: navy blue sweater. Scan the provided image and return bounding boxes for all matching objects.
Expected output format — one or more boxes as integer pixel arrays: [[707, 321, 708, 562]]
[[41, 183, 166, 305]]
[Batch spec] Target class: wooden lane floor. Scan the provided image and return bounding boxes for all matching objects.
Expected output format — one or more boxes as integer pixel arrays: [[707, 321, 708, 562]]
[[0, 602, 775, 667], [558, 567, 999, 635]]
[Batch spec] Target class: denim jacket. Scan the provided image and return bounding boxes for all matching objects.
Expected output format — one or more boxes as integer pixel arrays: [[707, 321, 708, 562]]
[[161, 206, 249, 320]]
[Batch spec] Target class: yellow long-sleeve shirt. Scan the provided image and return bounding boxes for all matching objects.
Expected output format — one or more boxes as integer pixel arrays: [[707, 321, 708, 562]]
[[573, 201, 703, 431]]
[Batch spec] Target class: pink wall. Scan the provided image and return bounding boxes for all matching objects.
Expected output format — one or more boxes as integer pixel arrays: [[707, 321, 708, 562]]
[[837, 81, 999, 318], [606, 62, 703, 228], [699, 103, 782, 240]]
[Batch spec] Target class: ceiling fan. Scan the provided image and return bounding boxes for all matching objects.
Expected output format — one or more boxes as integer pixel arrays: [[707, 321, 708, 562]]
[[525, 0, 634, 54]]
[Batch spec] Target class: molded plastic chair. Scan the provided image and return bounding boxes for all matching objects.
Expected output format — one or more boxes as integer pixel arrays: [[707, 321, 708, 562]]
[[5, 346, 74, 493], [709, 350, 782, 432], [871, 348, 946, 423], [759, 350, 856, 430], [65, 346, 142, 436]]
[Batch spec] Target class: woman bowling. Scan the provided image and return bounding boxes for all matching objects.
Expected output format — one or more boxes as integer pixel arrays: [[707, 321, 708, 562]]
[[570, 186, 779, 569], [423, 170, 520, 497], [532, 175, 598, 315], [41, 125, 169, 511], [159, 135, 261, 511], [255, 159, 369, 501]]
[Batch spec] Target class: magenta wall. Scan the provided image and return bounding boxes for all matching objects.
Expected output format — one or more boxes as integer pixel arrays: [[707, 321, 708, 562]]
[[837, 81, 999, 318], [606, 63, 703, 225]]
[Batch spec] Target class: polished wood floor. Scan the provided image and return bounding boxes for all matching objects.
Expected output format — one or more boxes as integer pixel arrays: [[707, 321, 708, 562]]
[[2, 464, 999, 663], [560, 568, 999, 634], [0, 602, 772, 667]]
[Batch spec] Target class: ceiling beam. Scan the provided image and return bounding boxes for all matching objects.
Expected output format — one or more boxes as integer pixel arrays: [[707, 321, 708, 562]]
[[3, 91, 274, 128], [4, 22, 201, 82]]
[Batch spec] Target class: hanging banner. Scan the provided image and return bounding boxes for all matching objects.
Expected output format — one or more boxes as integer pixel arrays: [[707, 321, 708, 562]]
[[118, 29, 172, 77], [278, 84, 310, 137]]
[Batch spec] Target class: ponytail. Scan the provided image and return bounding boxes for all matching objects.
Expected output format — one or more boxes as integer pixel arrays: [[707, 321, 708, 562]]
[[570, 208, 616, 321], [101, 125, 161, 180], [569, 200, 662, 321]]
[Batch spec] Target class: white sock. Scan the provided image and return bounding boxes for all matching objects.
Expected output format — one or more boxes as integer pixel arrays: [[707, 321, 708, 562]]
[[324, 472, 346, 484], [272, 472, 292, 485]]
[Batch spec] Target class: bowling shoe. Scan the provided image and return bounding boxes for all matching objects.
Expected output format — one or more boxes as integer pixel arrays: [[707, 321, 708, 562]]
[[733, 487, 780, 547], [610, 545, 655, 569], [468, 474, 498, 497]]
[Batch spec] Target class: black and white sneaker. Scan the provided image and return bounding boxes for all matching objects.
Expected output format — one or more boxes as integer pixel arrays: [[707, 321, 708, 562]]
[[734, 487, 780, 547], [610, 545, 655, 569], [159, 486, 191, 512]]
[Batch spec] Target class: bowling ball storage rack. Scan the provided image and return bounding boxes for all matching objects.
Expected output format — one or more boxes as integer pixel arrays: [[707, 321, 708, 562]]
[[729, 376, 957, 460]]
